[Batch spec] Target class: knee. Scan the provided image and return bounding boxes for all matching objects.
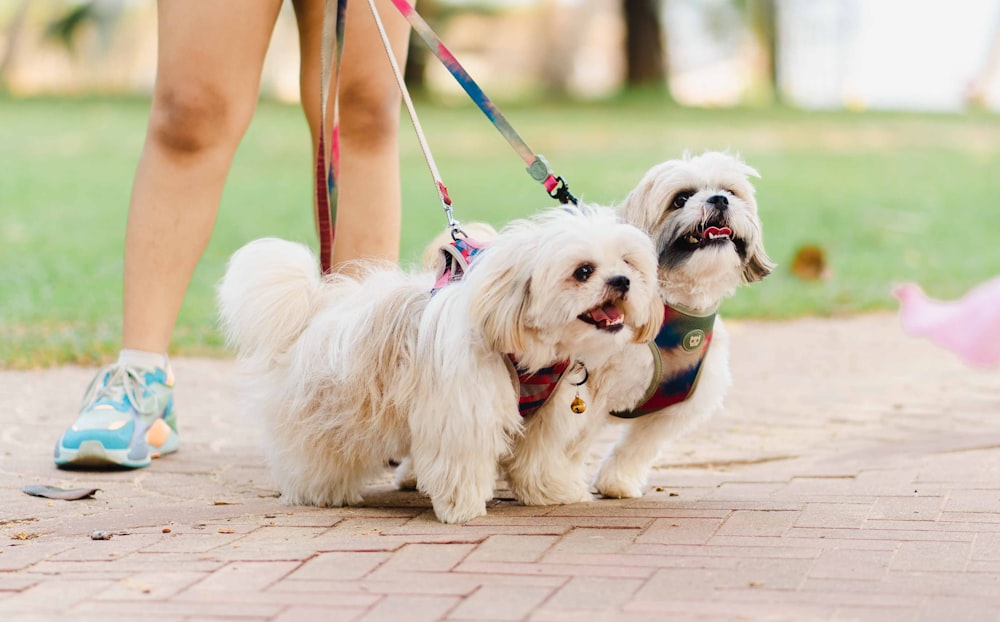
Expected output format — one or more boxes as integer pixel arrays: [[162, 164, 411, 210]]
[[337, 78, 401, 152], [148, 83, 249, 156]]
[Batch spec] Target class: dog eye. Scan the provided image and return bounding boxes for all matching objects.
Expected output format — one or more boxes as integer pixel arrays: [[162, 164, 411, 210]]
[[573, 264, 595, 282], [671, 191, 694, 210]]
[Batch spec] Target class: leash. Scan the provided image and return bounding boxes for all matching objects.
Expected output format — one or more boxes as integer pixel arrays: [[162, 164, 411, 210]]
[[315, 0, 578, 273], [315, 0, 348, 273], [366, 0, 458, 235], [386, 0, 578, 206], [367, 0, 490, 292]]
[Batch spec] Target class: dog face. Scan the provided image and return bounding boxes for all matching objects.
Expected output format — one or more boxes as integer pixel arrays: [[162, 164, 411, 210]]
[[619, 152, 773, 307], [469, 205, 663, 371]]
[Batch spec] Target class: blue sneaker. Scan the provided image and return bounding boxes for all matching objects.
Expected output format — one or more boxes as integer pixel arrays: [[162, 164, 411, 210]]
[[54, 363, 179, 469]]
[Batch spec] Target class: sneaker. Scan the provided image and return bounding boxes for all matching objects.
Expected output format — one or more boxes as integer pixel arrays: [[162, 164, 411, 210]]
[[54, 363, 179, 469]]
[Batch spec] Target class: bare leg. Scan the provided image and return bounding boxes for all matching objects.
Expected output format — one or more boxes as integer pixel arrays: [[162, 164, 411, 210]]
[[294, 0, 412, 269], [122, 0, 285, 353]]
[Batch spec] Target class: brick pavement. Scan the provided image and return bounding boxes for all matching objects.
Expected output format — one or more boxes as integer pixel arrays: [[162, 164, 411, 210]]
[[2, 313, 1000, 621]]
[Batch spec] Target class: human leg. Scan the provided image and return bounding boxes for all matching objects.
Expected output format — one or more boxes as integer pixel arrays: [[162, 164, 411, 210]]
[[56, 0, 285, 468], [293, 0, 412, 267]]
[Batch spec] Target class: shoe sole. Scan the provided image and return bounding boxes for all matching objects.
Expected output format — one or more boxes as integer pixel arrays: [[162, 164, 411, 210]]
[[55, 431, 180, 470], [55, 440, 150, 469]]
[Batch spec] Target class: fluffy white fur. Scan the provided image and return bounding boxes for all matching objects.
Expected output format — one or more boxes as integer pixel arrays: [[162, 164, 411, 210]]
[[507, 152, 774, 504], [217, 205, 662, 523]]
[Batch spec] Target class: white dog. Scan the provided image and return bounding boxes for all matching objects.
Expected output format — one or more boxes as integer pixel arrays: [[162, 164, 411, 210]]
[[217, 205, 662, 523], [507, 152, 774, 504]]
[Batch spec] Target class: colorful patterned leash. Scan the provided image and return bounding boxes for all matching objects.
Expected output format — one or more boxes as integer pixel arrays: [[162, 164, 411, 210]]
[[315, 0, 348, 273], [387, 0, 578, 206]]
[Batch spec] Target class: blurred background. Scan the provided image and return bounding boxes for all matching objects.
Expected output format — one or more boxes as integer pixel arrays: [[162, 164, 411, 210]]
[[2, 0, 999, 366], [4, 0, 1000, 110]]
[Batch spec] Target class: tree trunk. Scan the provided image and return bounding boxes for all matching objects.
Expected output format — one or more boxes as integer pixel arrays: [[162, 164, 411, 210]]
[[404, 0, 439, 94], [967, 8, 1000, 108], [623, 0, 666, 89], [747, 0, 781, 104], [0, 0, 31, 90]]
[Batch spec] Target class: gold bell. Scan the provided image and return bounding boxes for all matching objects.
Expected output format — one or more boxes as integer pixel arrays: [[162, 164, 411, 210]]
[[570, 394, 587, 414]]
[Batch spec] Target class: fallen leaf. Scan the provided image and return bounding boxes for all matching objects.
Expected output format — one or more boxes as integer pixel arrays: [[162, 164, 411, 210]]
[[10, 531, 40, 541], [22, 485, 100, 501], [790, 245, 830, 281], [217, 528, 235, 534]]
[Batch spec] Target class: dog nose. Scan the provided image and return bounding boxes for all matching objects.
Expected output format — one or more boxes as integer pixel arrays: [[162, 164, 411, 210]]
[[607, 275, 630, 293], [707, 194, 729, 209]]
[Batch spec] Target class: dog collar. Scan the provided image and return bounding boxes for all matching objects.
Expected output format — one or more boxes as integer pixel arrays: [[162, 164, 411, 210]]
[[610, 302, 717, 419], [505, 356, 584, 417]]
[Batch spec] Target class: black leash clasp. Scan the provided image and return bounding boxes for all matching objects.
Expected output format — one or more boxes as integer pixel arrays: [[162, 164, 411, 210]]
[[549, 176, 578, 206]]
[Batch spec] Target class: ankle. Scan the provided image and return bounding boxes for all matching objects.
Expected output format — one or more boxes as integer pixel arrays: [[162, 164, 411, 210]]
[[118, 349, 168, 370]]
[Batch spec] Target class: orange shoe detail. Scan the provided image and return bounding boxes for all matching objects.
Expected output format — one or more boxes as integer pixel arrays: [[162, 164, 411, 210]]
[[146, 418, 172, 451]]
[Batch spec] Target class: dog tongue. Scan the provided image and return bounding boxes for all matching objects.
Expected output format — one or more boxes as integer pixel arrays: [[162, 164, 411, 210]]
[[703, 226, 732, 239], [592, 303, 622, 323]]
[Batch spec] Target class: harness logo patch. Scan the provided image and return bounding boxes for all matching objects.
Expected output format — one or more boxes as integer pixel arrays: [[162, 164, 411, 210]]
[[682, 329, 706, 352]]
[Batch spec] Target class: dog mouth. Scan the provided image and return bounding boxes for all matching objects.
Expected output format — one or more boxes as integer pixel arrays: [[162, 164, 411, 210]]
[[683, 223, 733, 250], [578, 302, 625, 333]]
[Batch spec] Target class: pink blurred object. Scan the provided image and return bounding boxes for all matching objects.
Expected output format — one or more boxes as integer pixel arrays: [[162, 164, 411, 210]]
[[893, 277, 1000, 369]]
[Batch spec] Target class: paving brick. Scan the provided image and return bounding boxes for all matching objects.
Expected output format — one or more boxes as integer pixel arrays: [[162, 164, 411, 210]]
[[0, 541, 75, 571], [448, 584, 555, 621], [716, 509, 799, 536], [944, 490, 1000, 514], [0, 579, 117, 613], [868, 495, 944, 521], [632, 542, 819, 559], [355, 594, 460, 622], [287, 551, 390, 581], [455, 560, 653, 579], [273, 606, 367, 622], [788, 527, 976, 543], [546, 528, 640, 555], [542, 576, 644, 612], [809, 548, 896, 581], [185, 560, 300, 592], [891, 541, 972, 573], [379, 543, 476, 572], [74, 599, 285, 619], [92, 570, 207, 601], [634, 518, 724, 545], [796, 502, 874, 529], [540, 551, 740, 570], [464, 535, 559, 563], [917, 596, 1000, 621]]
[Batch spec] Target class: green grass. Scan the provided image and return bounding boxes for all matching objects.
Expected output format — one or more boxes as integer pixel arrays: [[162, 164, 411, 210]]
[[2, 94, 999, 368]]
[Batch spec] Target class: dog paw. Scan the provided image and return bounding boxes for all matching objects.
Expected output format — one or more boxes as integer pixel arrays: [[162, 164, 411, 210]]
[[432, 499, 487, 524], [393, 458, 418, 491], [594, 471, 645, 499], [513, 482, 594, 506]]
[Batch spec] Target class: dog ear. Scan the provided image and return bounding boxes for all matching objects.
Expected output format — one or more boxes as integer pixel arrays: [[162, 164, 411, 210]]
[[471, 263, 533, 355], [742, 237, 776, 283], [633, 292, 665, 344]]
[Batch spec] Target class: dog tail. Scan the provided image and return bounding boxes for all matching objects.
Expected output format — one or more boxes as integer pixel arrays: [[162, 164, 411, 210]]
[[217, 237, 321, 360]]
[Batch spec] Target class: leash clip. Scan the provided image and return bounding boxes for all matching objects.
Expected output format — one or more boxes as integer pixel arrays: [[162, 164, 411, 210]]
[[549, 176, 578, 206]]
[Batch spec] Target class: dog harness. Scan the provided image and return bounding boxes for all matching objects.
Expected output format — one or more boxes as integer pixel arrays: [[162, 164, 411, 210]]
[[504, 357, 570, 417], [431, 236, 488, 294], [610, 303, 717, 419]]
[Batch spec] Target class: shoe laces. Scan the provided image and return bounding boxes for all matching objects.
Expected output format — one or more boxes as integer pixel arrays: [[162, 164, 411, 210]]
[[81, 364, 165, 417]]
